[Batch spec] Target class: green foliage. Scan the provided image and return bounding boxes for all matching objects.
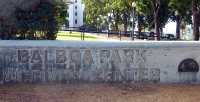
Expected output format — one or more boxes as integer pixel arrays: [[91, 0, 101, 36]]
[[0, 0, 68, 40], [169, 0, 192, 24], [84, 0, 135, 31], [55, 0, 69, 28], [83, 0, 200, 40], [83, 0, 104, 26], [130, 0, 170, 37]]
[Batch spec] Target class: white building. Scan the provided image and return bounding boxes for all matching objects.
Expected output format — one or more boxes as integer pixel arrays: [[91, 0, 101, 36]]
[[68, 0, 84, 28]]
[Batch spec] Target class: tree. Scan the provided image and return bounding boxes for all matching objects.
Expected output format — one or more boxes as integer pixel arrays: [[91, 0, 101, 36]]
[[150, 0, 162, 40], [83, 0, 105, 27], [0, 0, 68, 40], [192, 0, 199, 40], [84, 0, 200, 41], [136, 0, 170, 40], [14, 0, 68, 40], [84, 0, 136, 33], [169, 0, 192, 40]]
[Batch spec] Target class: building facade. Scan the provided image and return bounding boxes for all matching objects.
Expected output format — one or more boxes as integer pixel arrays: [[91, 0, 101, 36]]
[[68, 0, 84, 28]]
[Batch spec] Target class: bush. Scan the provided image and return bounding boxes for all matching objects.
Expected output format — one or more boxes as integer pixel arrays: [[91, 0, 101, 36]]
[[0, 0, 67, 40]]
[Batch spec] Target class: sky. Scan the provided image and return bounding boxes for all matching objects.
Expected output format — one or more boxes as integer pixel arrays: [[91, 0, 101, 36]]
[[163, 22, 176, 34]]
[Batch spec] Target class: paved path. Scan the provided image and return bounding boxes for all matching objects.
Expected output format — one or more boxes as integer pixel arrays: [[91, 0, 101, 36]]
[[0, 84, 199, 102]]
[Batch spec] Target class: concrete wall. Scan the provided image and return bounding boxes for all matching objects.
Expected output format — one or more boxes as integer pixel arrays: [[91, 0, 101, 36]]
[[0, 41, 200, 84]]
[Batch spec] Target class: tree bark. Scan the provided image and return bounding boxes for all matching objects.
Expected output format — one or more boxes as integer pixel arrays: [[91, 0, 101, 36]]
[[123, 12, 128, 36], [176, 15, 181, 40], [192, 0, 199, 40], [138, 13, 142, 38], [154, 13, 160, 40], [124, 24, 128, 35], [151, 0, 161, 40], [113, 10, 119, 31], [131, 8, 136, 40], [160, 27, 163, 37]]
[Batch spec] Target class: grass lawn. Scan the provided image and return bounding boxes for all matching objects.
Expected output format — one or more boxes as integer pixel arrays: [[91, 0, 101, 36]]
[[57, 31, 97, 41]]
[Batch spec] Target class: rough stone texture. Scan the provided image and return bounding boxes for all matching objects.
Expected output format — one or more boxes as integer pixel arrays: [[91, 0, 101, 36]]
[[0, 41, 200, 84]]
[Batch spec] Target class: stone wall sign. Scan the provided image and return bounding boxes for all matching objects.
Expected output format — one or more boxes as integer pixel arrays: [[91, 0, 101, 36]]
[[0, 41, 199, 84]]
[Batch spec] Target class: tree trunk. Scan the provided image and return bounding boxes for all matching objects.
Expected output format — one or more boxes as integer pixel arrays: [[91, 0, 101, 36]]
[[154, 13, 160, 40], [123, 13, 128, 36], [192, 0, 199, 40], [131, 8, 136, 40], [176, 15, 181, 40], [124, 23, 128, 35], [115, 22, 118, 31], [113, 10, 119, 31], [138, 13, 142, 38], [151, 0, 161, 41], [160, 27, 163, 37]]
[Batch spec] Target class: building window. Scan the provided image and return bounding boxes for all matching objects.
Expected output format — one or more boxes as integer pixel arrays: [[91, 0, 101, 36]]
[[75, 12, 78, 16], [75, 0, 77, 3], [75, 6, 77, 9], [75, 19, 78, 24]]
